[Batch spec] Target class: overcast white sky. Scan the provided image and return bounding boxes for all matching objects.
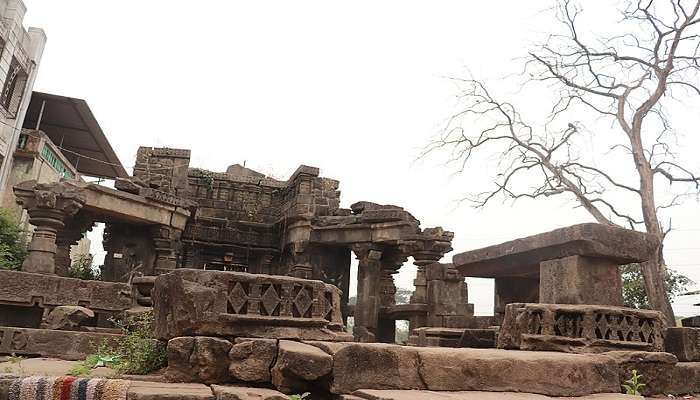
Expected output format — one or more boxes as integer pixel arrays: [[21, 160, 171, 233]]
[[22, 1, 700, 316]]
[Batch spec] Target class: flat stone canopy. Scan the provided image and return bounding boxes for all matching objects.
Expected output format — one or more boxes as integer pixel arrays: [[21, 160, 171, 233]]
[[452, 223, 658, 278]]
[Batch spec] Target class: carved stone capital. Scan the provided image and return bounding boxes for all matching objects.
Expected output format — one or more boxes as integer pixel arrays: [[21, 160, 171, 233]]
[[13, 180, 87, 275]]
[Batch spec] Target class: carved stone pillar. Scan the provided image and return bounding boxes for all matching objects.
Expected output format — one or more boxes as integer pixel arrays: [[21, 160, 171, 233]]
[[13, 181, 86, 275], [351, 244, 383, 342], [287, 243, 312, 279], [259, 253, 274, 275], [151, 225, 181, 275], [55, 215, 94, 277], [400, 228, 454, 305]]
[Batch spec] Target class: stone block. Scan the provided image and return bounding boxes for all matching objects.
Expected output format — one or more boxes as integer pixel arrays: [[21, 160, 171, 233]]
[[330, 343, 425, 394], [349, 390, 640, 400], [43, 305, 94, 330], [408, 327, 464, 348], [0, 270, 132, 312], [0, 326, 122, 361], [539, 255, 622, 306], [604, 351, 677, 397], [127, 381, 214, 400], [681, 315, 700, 327], [459, 329, 496, 348], [417, 347, 620, 397], [211, 385, 287, 400], [166, 337, 232, 384], [665, 327, 700, 361], [661, 361, 700, 395], [228, 338, 277, 383], [271, 340, 333, 393]]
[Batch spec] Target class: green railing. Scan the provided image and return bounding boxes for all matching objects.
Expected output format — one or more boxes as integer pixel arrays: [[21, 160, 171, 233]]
[[16, 133, 27, 149], [40, 143, 74, 179]]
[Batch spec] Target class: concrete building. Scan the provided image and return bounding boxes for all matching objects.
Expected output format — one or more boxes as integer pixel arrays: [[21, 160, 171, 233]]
[[0, 0, 46, 197], [1, 91, 127, 272]]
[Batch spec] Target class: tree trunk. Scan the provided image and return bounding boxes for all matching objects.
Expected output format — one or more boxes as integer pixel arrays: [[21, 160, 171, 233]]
[[640, 245, 675, 324]]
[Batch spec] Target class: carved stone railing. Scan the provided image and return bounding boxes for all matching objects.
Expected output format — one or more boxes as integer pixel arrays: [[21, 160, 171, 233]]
[[498, 303, 665, 353], [183, 223, 276, 248], [153, 269, 351, 342]]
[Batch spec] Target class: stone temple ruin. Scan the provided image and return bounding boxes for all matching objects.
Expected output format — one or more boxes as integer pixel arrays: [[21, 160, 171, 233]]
[[2, 146, 700, 399]]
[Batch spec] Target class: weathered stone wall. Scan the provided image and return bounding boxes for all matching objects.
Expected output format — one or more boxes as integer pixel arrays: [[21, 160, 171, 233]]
[[132, 147, 191, 196]]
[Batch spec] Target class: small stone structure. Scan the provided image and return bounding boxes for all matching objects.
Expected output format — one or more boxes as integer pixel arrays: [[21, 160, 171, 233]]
[[453, 223, 659, 321]]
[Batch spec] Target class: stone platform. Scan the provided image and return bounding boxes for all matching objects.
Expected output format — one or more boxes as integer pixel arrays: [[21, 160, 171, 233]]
[[165, 338, 670, 397], [2, 351, 700, 398]]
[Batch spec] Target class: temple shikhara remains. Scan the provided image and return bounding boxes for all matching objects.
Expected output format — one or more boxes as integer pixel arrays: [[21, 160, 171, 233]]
[[1, 144, 700, 400]]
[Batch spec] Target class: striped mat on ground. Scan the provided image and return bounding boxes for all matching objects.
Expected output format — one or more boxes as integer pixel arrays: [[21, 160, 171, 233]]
[[7, 376, 129, 400]]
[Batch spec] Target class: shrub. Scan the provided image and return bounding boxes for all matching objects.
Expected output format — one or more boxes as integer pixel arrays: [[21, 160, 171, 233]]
[[68, 254, 101, 280], [75, 311, 166, 375], [0, 208, 27, 270]]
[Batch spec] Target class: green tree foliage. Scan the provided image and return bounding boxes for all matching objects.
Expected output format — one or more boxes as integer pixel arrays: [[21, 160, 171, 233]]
[[622, 264, 692, 310], [68, 254, 100, 280], [0, 208, 27, 270]]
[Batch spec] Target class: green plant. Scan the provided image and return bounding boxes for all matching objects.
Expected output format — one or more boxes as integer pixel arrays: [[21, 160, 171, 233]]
[[622, 369, 646, 395], [67, 362, 92, 377], [107, 311, 166, 374], [288, 393, 310, 400], [0, 208, 27, 270], [75, 311, 166, 375], [68, 254, 100, 280], [622, 264, 693, 310], [67, 353, 121, 376]]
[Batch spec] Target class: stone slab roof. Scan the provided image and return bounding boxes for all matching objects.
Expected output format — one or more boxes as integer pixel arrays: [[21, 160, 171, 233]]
[[452, 223, 658, 278]]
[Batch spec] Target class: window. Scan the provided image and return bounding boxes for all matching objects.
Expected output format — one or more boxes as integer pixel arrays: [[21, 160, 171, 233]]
[[0, 56, 27, 117]]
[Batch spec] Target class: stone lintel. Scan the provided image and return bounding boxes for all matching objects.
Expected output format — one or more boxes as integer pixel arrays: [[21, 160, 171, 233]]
[[453, 223, 658, 278]]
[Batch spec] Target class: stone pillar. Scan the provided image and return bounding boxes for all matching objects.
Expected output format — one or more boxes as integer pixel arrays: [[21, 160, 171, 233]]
[[400, 228, 454, 305], [494, 276, 539, 323], [287, 244, 312, 279], [409, 253, 442, 304], [539, 255, 623, 306], [13, 181, 86, 275], [55, 216, 94, 277], [151, 225, 181, 275], [351, 244, 383, 342], [259, 253, 274, 275]]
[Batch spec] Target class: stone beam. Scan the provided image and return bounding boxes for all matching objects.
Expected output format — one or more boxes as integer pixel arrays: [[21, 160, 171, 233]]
[[453, 223, 658, 278], [82, 183, 191, 229]]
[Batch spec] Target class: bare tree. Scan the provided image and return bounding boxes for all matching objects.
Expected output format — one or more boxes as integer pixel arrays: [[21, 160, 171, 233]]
[[427, 0, 700, 323]]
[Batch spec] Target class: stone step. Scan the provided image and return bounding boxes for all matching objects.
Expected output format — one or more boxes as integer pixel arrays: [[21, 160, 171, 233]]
[[327, 343, 621, 397], [344, 390, 642, 400]]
